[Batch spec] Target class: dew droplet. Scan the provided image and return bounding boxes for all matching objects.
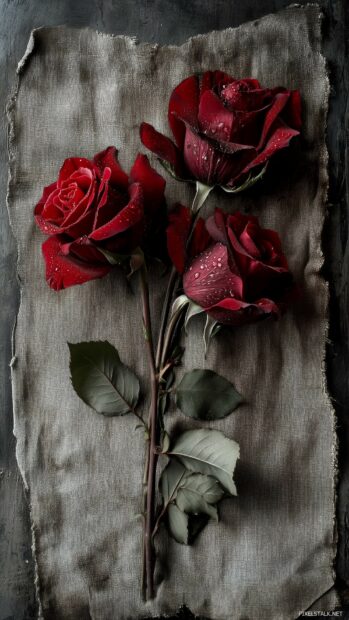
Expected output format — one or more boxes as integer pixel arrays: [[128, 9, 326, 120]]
[[194, 272, 200, 279]]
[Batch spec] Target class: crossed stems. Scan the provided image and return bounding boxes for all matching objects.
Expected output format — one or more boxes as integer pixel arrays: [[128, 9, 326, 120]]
[[140, 264, 179, 601], [139, 186, 207, 601]]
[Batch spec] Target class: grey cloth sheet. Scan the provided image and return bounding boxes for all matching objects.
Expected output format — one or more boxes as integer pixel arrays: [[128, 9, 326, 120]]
[[7, 5, 338, 619]]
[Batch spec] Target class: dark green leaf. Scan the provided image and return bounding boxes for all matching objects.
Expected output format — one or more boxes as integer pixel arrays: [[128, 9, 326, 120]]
[[68, 341, 140, 416], [161, 431, 171, 454], [176, 472, 224, 521], [167, 504, 189, 544], [175, 369, 243, 420], [185, 301, 204, 332], [128, 248, 145, 278], [169, 428, 239, 495], [97, 247, 129, 266], [158, 159, 186, 183], [192, 181, 213, 213], [221, 163, 268, 194], [160, 459, 187, 504], [203, 315, 221, 355], [170, 295, 190, 320]]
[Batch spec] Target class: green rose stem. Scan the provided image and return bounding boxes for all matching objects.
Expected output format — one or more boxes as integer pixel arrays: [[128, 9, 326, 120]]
[[140, 189, 212, 600], [139, 262, 158, 601], [155, 266, 178, 369]]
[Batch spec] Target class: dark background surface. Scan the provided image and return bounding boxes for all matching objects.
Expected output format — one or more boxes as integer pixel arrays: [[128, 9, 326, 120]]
[[0, 1, 348, 618]]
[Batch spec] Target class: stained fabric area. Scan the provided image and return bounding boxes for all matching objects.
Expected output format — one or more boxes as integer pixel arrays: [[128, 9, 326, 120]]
[[7, 6, 337, 619]]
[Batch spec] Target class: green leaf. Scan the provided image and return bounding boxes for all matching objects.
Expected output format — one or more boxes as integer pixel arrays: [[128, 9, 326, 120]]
[[192, 181, 213, 213], [176, 472, 224, 521], [169, 429, 239, 495], [97, 247, 129, 266], [167, 504, 189, 544], [161, 431, 171, 454], [159, 159, 187, 183], [203, 315, 221, 356], [160, 459, 187, 504], [68, 341, 140, 416], [128, 247, 145, 278], [175, 369, 243, 420], [185, 301, 204, 332], [221, 163, 268, 194], [170, 294, 190, 320], [160, 459, 226, 545]]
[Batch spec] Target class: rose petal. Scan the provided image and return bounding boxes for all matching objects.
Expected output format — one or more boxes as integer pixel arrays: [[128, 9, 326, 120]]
[[200, 71, 236, 96], [257, 92, 290, 149], [60, 236, 109, 264], [61, 173, 97, 230], [239, 221, 262, 258], [168, 75, 200, 148], [58, 157, 94, 187], [198, 90, 235, 141], [166, 204, 191, 273], [183, 126, 253, 186], [130, 154, 166, 216], [206, 208, 230, 245], [206, 296, 280, 325], [241, 126, 300, 175], [183, 243, 243, 307], [93, 147, 129, 188], [221, 84, 275, 112], [283, 90, 302, 131], [189, 217, 211, 259], [90, 183, 144, 242], [140, 122, 185, 177], [34, 182, 59, 215], [42, 235, 111, 291]]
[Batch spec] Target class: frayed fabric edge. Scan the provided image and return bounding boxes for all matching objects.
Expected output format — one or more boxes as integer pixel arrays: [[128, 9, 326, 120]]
[[6, 27, 45, 620], [316, 5, 341, 614], [6, 5, 340, 619]]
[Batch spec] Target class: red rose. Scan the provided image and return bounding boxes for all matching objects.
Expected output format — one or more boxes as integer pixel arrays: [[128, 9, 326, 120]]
[[182, 208, 293, 326], [140, 71, 301, 188], [34, 147, 166, 290]]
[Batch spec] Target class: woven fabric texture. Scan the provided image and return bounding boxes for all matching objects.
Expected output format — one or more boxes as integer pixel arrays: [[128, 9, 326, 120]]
[[7, 5, 337, 619]]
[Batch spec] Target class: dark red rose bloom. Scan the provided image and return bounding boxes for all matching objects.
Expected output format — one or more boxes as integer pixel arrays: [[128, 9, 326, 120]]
[[34, 147, 166, 290], [182, 208, 293, 326], [140, 71, 301, 188]]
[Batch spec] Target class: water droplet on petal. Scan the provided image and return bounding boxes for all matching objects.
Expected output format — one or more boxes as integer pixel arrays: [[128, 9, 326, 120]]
[[194, 272, 200, 279]]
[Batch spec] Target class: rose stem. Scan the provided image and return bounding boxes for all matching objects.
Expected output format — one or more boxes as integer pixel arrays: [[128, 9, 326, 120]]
[[155, 266, 178, 369], [139, 262, 158, 600], [140, 191, 211, 598]]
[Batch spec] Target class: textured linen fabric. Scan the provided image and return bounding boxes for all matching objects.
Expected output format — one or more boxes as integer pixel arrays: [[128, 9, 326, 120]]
[[7, 5, 337, 619]]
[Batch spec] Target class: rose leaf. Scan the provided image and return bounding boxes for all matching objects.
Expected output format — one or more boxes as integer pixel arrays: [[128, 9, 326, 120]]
[[169, 428, 239, 495], [68, 341, 140, 416], [175, 369, 243, 421], [167, 504, 189, 544]]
